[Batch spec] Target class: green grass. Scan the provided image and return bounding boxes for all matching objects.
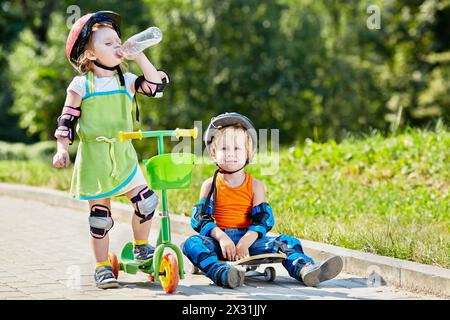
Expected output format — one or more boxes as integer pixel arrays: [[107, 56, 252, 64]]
[[0, 124, 448, 268]]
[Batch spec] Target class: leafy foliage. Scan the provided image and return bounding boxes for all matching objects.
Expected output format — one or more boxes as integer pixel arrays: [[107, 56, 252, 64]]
[[0, 0, 449, 144]]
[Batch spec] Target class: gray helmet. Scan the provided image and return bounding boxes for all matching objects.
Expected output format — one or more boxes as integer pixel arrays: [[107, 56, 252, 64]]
[[204, 112, 257, 161]]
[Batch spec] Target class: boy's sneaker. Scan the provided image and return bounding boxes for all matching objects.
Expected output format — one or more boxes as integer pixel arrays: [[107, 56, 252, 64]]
[[94, 266, 119, 289], [218, 265, 245, 289], [299, 263, 321, 287], [134, 243, 155, 261], [300, 256, 343, 287]]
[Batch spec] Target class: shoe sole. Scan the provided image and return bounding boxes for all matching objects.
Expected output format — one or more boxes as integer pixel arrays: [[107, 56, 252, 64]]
[[301, 266, 321, 287], [318, 256, 343, 283], [226, 268, 245, 289], [96, 279, 120, 289]]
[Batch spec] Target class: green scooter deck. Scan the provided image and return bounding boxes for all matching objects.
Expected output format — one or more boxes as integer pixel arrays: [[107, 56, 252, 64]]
[[120, 242, 153, 275]]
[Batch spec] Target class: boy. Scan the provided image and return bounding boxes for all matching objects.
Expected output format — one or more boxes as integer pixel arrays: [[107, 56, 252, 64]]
[[182, 113, 343, 288]]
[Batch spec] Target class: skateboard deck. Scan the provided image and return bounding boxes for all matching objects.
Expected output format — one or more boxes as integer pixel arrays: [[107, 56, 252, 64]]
[[224, 253, 287, 266], [191, 253, 286, 282]]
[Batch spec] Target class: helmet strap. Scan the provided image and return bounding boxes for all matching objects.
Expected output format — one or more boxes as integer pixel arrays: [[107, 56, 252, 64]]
[[203, 160, 249, 215], [93, 60, 125, 86], [215, 159, 249, 175]]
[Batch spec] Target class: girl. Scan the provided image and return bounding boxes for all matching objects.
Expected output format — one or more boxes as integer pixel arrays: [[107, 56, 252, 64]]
[[53, 11, 169, 289]]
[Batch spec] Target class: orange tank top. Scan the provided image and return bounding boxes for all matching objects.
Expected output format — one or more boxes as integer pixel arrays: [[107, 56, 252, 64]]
[[213, 173, 253, 229]]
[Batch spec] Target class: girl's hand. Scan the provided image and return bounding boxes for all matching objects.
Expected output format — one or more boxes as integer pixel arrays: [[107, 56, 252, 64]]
[[219, 235, 237, 261], [123, 50, 144, 61], [53, 150, 70, 168]]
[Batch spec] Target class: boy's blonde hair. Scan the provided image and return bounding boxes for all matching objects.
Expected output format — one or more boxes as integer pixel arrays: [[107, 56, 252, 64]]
[[75, 23, 128, 75], [209, 126, 253, 160]]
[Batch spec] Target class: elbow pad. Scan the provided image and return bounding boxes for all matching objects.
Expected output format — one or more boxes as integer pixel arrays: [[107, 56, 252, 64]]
[[190, 198, 217, 237], [54, 106, 81, 145], [134, 70, 170, 98], [248, 202, 274, 238]]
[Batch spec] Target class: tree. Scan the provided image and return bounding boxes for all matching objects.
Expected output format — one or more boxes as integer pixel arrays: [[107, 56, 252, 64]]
[[3, 0, 449, 146]]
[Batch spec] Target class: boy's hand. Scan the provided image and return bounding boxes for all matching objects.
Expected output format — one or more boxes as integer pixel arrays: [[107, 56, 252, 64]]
[[218, 235, 236, 261], [235, 242, 250, 261], [53, 150, 70, 168], [235, 231, 258, 260]]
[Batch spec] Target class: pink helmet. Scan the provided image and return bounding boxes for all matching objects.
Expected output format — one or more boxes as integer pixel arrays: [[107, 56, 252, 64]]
[[66, 11, 121, 68]]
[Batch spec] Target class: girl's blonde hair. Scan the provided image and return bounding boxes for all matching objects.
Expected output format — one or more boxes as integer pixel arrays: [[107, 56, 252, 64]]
[[209, 126, 253, 160], [75, 22, 128, 75]]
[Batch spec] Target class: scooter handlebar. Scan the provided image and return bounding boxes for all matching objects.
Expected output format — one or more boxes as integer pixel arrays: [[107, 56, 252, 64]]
[[118, 130, 143, 142], [175, 127, 198, 139]]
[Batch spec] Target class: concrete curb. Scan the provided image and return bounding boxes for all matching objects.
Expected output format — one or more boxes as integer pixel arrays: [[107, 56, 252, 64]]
[[0, 182, 448, 298]]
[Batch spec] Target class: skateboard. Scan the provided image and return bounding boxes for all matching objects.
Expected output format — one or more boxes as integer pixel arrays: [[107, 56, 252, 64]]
[[191, 253, 287, 282]]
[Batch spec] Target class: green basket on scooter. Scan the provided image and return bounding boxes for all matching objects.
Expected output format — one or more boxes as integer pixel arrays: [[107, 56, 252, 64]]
[[143, 153, 195, 190]]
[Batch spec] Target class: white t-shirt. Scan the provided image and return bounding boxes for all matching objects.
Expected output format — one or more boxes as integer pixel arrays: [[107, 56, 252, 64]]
[[67, 72, 138, 98]]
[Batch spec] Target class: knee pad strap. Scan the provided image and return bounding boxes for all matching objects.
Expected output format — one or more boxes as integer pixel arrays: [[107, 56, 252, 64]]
[[131, 186, 158, 224]]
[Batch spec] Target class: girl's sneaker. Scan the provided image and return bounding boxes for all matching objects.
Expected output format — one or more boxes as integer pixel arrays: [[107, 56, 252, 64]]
[[94, 266, 119, 289], [134, 243, 155, 261]]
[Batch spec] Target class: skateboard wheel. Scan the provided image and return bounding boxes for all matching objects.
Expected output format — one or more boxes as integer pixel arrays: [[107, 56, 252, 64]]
[[264, 266, 276, 282], [108, 252, 120, 280], [159, 253, 179, 294], [148, 274, 155, 282]]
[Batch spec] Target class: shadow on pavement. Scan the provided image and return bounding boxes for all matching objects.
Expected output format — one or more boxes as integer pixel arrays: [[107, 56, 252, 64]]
[[115, 275, 376, 300]]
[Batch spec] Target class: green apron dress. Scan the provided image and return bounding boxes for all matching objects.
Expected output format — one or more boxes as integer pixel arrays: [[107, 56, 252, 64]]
[[70, 71, 139, 200]]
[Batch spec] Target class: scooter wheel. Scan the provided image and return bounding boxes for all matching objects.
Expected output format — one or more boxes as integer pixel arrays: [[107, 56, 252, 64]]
[[108, 252, 120, 280], [159, 253, 179, 294], [264, 266, 276, 282]]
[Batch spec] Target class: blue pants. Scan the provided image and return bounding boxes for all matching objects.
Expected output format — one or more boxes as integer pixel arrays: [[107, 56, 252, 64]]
[[182, 228, 315, 284]]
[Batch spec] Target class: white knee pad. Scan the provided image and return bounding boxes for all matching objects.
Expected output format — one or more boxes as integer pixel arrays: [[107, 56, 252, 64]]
[[89, 205, 114, 239], [131, 186, 159, 224]]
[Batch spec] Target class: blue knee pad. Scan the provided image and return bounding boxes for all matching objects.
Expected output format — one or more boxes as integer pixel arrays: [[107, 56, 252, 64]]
[[182, 236, 217, 271], [273, 234, 304, 255]]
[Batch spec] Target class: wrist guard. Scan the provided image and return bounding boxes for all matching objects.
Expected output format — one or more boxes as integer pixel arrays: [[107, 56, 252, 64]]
[[54, 106, 81, 145]]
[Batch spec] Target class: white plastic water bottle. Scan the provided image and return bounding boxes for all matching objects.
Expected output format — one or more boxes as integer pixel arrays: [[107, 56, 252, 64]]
[[121, 27, 163, 56]]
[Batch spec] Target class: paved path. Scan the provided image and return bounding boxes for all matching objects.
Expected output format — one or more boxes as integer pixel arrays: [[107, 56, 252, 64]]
[[0, 195, 441, 300]]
